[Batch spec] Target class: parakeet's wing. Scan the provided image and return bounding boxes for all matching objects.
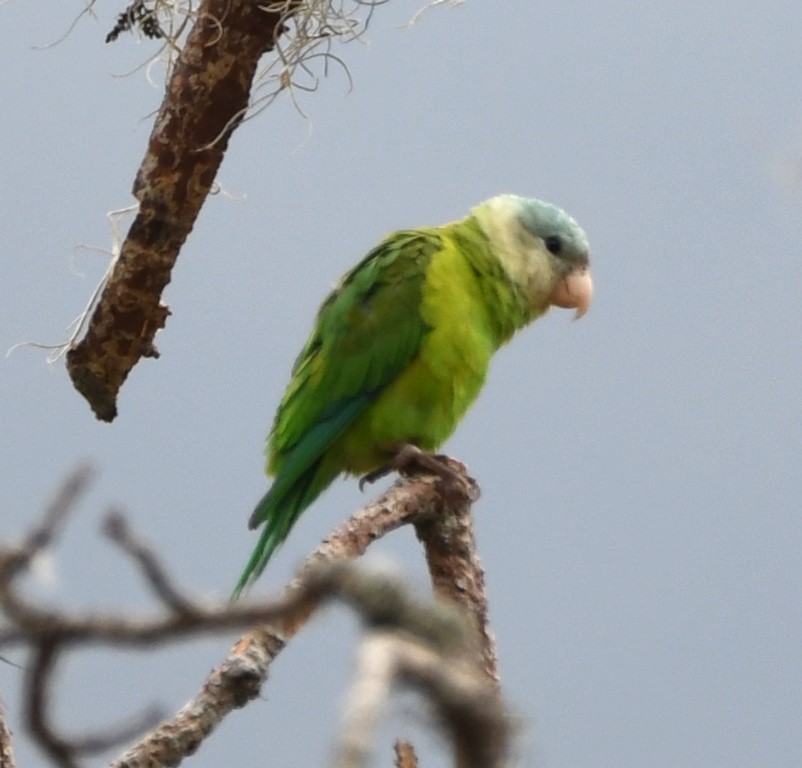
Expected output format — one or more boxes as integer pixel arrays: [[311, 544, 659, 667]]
[[267, 229, 439, 480], [235, 230, 440, 594]]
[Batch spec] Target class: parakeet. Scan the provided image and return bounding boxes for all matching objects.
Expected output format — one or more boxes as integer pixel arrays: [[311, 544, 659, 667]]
[[235, 194, 592, 594]]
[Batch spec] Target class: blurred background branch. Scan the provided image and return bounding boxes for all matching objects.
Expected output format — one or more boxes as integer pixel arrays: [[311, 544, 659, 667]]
[[0, 700, 16, 768]]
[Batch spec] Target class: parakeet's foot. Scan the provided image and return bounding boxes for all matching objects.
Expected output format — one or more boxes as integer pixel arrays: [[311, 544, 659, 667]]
[[359, 444, 480, 503], [358, 444, 448, 489]]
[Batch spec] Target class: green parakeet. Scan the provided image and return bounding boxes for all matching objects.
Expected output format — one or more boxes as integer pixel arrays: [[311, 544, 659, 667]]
[[236, 194, 592, 594]]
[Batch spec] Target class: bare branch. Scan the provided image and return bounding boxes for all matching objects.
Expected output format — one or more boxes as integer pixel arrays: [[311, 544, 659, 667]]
[[102, 510, 197, 613], [412, 458, 499, 683], [335, 632, 396, 768], [0, 465, 93, 588], [2, 460, 496, 766], [334, 633, 509, 768], [0, 473, 324, 765], [0, 475, 318, 651], [0, 699, 17, 768], [397, 641, 509, 768], [303, 561, 476, 657], [108, 471, 480, 767], [394, 740, 418, 768], [27, 643, 76, 768], [109, 636, 277, 768], [66, 0, 292, 421]]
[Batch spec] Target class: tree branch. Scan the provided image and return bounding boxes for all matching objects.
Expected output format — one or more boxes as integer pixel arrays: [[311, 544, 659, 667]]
[[108, 476, 460, 767], [2, 462, 500, 767], [66, 0, 295, 421], [334, 632, 508, 768], [394, 740, 418, 768], [412, 458, 499, 683], [0, 699, 16, 768], [110, 469, 493, 767]]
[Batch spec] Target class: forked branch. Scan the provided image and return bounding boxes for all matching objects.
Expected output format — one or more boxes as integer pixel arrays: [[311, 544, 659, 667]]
[[1, 462, 504, 767]]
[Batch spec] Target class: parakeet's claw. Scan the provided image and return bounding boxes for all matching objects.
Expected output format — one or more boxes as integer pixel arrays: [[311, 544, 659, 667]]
[[358, 465, 394, 491], [360, 444, 480, 503]]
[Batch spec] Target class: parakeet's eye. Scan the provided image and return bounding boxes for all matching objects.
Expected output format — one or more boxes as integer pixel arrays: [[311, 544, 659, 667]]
[[545, 235, 563, 255]]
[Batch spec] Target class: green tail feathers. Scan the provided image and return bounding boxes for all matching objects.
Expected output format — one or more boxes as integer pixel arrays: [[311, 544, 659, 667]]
[[232, 461, 333, 598]]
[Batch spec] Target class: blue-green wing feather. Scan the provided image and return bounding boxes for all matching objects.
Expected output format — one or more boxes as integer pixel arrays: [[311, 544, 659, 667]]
[[233, 397, 368, 597]]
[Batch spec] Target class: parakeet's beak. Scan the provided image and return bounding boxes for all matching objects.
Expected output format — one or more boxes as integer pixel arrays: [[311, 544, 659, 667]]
[[549, 265, 593, 319]]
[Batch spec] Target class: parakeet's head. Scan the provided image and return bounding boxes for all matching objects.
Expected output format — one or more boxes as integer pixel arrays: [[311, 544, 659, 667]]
[[472, 194, 593, 319]]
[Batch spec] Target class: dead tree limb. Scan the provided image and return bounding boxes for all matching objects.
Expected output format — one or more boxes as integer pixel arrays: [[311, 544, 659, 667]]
[[66, 0, 295, 421]]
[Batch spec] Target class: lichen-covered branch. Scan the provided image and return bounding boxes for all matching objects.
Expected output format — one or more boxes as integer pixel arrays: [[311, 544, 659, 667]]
[[66, 0, 293, 421]]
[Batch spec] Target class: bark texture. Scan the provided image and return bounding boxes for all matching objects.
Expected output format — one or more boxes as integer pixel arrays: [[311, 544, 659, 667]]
[[67, 0, 292, 420]]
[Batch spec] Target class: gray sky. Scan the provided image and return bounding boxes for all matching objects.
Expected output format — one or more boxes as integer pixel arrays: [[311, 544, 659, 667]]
[[2, 1, 802, 766]]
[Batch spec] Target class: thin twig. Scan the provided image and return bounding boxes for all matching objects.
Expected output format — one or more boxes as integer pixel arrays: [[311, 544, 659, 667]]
[[102, 510, 196, 613], [27, 643, 71, 768], [0, 465, 93, 588]]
